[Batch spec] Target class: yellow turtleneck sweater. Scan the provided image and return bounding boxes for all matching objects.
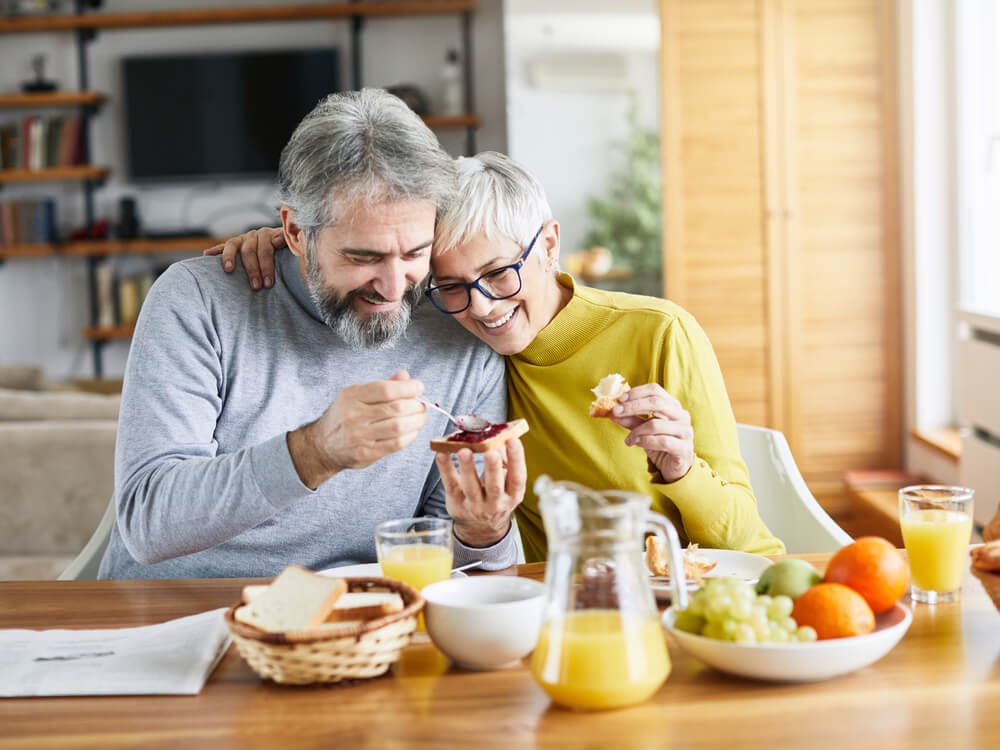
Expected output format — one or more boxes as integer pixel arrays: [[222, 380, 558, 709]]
[[508, 274, 785, 562]]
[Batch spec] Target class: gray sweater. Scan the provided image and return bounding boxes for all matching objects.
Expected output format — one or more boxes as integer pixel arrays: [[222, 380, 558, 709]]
[[98, 250, 513, 579]]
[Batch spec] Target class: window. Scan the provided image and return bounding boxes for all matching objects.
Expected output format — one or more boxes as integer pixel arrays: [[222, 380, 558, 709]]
[[956, 0, 1000, 317]]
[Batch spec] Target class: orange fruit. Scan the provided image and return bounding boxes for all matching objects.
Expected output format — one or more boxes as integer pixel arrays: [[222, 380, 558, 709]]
[[791, 583, 875, 640], [824, 536, 909, 614]]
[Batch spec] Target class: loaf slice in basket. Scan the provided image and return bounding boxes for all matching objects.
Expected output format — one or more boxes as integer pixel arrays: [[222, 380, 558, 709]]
[[234, 565, 347, 632]]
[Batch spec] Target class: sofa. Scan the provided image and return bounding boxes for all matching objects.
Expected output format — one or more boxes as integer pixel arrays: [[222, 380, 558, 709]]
[[0, 366, 119, 580]]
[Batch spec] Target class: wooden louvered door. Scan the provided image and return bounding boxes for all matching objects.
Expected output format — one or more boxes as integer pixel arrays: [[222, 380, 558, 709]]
[[659, 0, 901, 512]]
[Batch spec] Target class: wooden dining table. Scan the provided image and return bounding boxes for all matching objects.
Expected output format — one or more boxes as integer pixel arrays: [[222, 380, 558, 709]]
[[1, 553, 998, 749]]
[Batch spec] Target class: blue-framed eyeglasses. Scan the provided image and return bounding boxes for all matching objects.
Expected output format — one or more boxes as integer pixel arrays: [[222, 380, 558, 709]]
[[425, 225, 544, 314]]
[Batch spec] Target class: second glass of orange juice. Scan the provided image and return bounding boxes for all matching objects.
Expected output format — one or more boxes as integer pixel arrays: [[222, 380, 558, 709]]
[[375, 517, 453, 627], [899, 485, 974, 603]]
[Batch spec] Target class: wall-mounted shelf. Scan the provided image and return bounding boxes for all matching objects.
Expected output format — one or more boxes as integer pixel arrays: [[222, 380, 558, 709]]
[[0, 166, 109, 184], [0, 1, 475, 33], [422, 114, 480, 129], [1, 1, 480, 377], [83, 324, 135, 341], [0, 236, 222, 259], [62, 237, 223, 256], [0, 91, 106, 109]]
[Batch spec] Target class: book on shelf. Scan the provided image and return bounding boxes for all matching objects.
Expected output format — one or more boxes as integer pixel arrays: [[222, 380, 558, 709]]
[[95, 265, 159, 331], [0, 114, 84, 170], [0, 197, 57, 246]]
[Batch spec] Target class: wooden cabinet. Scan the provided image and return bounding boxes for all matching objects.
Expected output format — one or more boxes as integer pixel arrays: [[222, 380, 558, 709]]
[[659, 0, 901, 510]]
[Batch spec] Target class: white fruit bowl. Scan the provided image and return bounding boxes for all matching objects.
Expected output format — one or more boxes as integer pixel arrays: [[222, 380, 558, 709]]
[[663, 602, 912, 682]]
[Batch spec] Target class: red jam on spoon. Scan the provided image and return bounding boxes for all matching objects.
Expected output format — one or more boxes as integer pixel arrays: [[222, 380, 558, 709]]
[[446, 422, 508, 443]]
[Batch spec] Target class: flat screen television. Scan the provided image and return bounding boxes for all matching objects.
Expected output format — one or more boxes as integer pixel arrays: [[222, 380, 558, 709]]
[[123, 49, 340, 181]]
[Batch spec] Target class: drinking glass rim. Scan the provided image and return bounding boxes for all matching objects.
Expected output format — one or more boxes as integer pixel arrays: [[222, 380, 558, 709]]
[[898, 484, 975, 501], [375, 517, 452, 540]]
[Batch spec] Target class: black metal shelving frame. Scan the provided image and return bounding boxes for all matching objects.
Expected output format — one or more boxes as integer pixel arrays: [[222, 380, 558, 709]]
[[5, 0, 479, 377]]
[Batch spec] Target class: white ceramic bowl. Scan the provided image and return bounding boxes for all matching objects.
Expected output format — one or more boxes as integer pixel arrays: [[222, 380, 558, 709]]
[[663, 602, 913, 682], [422, 576, 545, 670]]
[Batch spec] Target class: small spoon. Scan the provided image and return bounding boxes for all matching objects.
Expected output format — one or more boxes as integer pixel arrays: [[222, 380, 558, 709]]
[[417, 395, 490, 432], [451, 561, 483, 574]]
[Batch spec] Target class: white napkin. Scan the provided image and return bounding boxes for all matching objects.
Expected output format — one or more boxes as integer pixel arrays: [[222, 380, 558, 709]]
[[0, 608, 231, 697]]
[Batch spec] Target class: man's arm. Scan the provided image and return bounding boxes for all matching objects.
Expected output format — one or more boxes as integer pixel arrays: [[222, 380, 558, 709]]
[[114, 264, 314, 565]]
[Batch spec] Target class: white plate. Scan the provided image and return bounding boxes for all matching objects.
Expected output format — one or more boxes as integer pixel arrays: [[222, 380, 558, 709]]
[[318, 563, 467, 579], [649, 549, 772, 600], [662, 602, 913, 682]]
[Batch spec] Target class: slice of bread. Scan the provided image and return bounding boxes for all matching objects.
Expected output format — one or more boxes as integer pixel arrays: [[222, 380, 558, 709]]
[[644, 537, 717, 582], [589, 374, 630, 418], [233, 565, 347, 632], [324, 592, 405, 622], [429, 418, 529, 454]]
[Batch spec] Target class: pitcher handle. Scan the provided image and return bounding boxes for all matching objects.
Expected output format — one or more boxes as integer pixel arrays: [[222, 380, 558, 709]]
[[645, 511, 688, 610]]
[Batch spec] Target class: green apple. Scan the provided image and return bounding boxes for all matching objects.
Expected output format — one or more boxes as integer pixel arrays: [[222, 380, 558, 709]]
[[755, 559, 822, 600]]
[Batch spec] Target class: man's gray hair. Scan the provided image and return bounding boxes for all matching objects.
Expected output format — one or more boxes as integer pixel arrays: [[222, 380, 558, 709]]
[[434, 151, 553, 256], [278, 88, 456, 242]]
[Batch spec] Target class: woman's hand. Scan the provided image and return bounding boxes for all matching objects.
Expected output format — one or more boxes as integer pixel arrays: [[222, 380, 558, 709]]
[[203, 227, 286, 290], [435, 438, 527, 547], [609, 383, 695, 483]]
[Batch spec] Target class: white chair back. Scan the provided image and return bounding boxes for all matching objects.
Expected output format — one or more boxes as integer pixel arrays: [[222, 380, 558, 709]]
[[737, 424, 852, 554], [58, 496, 115, 580]]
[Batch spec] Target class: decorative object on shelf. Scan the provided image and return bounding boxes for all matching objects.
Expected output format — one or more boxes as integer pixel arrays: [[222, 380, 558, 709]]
[[386, 84, 429, 117], [117, 196, 139, 240], [581, 96, 662, 298], [440, 49, 462, 116], [21, 53, 57, 93]]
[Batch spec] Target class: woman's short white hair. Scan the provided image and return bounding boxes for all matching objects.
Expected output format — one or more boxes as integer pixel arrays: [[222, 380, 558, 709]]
[[434, 151, 552, 256]]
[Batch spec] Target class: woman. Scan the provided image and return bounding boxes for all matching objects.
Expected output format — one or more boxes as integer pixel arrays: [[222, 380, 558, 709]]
[[210, 152, 784, 561]]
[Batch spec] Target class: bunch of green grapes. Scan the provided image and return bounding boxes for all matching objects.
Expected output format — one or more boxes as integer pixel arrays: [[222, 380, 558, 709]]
[[673, 577, 817, 644]]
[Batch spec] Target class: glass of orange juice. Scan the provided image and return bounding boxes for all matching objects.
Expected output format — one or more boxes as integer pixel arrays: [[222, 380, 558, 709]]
[[899, 485, 974, 603], [376, 517, 453, 627]]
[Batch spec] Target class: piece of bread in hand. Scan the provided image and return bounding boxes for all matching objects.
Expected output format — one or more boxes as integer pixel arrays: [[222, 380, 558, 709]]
[[644, 537, 717, 582], [429, 418, 529, 454], [983, 501, 1000, 543], [234, 565, 347, 632], [970, 539, 1000, 572], [589, 373, 631, 417]]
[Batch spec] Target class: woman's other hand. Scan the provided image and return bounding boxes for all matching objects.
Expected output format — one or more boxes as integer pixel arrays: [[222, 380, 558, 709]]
[[609, 383, 695, 483], [203, 226, 286, 290]]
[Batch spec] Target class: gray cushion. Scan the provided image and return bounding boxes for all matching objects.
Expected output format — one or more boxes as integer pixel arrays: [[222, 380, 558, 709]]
[[0, 388, 120, 421], [0, 366, 46, 391]]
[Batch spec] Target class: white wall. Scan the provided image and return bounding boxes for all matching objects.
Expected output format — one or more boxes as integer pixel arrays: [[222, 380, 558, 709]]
[[0, 0, 506, 380], [504, 5, 659, 256]]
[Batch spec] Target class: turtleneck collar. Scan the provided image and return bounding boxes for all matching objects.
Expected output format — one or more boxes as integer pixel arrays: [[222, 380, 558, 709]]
[[277, 248, 326, 324], [513, 273, 614, 366]]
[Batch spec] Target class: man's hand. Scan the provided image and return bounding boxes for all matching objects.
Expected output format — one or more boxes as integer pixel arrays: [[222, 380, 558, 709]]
[[288, 371, 427, 489], [204, 226, 286, 290], [435, 438, 526, 547], [609, 383, 695, 483]]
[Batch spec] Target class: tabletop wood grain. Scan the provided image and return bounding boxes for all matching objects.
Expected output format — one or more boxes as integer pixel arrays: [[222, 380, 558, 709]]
[[1, 554, 997, 749]]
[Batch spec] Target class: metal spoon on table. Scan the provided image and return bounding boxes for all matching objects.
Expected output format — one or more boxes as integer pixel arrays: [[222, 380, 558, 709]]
[[417, 395, 490, 432]]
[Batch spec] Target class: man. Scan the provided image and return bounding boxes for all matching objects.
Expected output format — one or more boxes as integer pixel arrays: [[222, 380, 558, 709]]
[[98, 90, 523, 579]]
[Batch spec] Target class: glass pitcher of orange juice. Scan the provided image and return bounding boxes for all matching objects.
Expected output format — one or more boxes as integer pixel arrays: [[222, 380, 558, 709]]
[[530, 476, 688, 711]]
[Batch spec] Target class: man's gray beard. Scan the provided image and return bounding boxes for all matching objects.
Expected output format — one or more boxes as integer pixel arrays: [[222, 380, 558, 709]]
[[305, 250, 425, 351]]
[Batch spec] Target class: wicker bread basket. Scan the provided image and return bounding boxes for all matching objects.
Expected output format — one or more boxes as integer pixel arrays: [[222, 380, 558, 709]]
[[225, 577, 423, 685]]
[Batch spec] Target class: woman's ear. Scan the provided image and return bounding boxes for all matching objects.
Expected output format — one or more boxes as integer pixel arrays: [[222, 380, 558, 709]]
[[280, 205, 308, 258], [541, 219, 561, 272]]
